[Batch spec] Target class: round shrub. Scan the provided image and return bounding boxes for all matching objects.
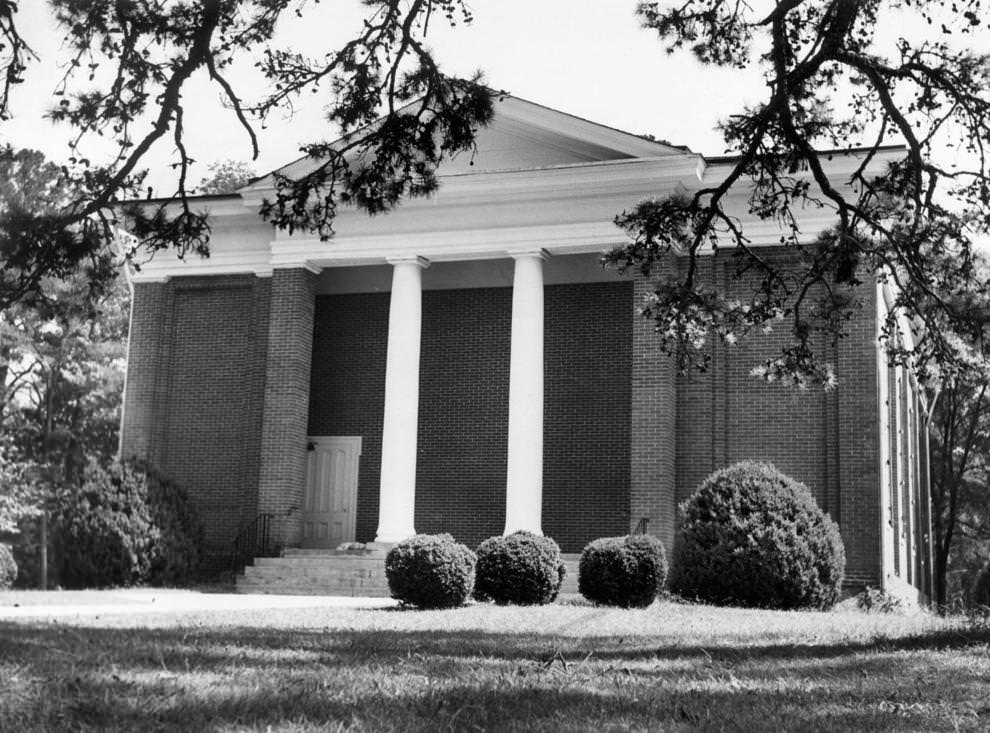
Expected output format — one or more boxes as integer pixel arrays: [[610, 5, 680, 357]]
[[475, 531, 565, 605], [385, 533, 476, 609], [670, 461, 845, 610], [579, 534, 667, 608], [0, 542, 17, 589]]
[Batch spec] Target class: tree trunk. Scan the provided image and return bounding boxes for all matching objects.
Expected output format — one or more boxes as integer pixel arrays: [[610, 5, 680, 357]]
[[934, 538, 949, 608]]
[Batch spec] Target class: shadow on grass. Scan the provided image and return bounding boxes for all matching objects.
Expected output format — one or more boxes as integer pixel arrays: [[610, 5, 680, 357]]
[[2, 621, 989, 731], [2, 621, 988, 667]]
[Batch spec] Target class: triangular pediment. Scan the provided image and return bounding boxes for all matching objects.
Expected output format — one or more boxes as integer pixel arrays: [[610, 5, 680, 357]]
[[245, 95, 686, 188]]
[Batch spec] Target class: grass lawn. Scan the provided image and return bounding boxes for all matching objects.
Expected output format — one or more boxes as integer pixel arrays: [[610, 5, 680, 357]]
[[1, 595, 989, 732]]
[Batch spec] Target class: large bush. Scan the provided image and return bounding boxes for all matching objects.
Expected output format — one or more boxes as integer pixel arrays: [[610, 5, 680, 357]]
[[0, 542, 17, 589], [143, 462, 203, 585], [670, 461, 845, 610], [52, 460, 202, 588], [579, 534, 667, 608], [385, 533, 476, 608], [475, 531, 565, 605]]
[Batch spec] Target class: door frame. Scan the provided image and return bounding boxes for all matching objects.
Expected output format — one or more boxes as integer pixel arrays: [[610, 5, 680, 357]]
[[303, 435, 362, 548]]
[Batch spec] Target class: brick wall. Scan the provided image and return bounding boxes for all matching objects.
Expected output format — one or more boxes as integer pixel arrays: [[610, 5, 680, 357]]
[[544, 282, 632, 552], [123, 251, 893, 585], [121, 275, 271, 566], [307, 282, 632, 552], [415, 288, 512, 547], [308, 292, 389, 543], [666, 250, 883, 587]]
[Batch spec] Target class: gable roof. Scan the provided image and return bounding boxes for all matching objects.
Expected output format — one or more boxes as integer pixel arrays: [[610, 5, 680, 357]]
[[242, 95, 687, 190]]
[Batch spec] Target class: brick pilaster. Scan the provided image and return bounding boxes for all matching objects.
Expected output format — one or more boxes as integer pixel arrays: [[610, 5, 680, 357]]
[[630, 276, 678, 549], [257, 267, 317, 547], [836, 282, 882, 588], [119, 281, 166, 461]]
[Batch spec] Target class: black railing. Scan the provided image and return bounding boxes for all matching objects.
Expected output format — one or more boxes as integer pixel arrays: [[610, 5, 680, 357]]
[[633, 517, 650, 535], [231, 513, 276, 574]]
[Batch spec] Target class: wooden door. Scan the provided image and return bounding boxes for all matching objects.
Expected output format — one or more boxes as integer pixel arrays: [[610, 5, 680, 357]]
[[303, 436, 362, 548]]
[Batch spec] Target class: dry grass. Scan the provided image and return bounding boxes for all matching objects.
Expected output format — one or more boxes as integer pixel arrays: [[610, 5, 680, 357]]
[[1, 596, 988, 732]]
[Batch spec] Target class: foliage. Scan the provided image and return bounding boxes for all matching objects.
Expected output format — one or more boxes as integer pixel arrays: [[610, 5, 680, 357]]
[[604, 1, 990, 385], [855, 586, 908, 614], [196, 160, 257, 195], [52, 460, 157, 588], [0, 2, 494, 310], [931, 366, 990, 606], [51, 460, 201, 589], [143, 461, 204, 586], [671, 461, 845, 610], [1, 269, 128, 481], [971, 562, 990, 608], [0, 542, 17, 589], [474, 531, 565, 605], [0, 441, 41, 534], [385, 533, 476, 609], [578, 534, 668, 608]]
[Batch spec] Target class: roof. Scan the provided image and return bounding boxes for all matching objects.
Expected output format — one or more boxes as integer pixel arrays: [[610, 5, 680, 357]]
[[241, 94, 689, 191]]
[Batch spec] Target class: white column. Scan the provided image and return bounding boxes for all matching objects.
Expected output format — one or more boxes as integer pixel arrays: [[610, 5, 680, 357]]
[[375, 256, 428, 543], [504, 249, 548, 535]]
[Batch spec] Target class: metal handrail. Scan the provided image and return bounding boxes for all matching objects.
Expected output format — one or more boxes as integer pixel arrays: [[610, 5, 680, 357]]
[[231, 512, 276, 574]]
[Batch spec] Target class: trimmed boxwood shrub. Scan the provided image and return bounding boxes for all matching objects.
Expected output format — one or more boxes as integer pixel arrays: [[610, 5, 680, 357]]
[[0, 542, 17, 589], [385, 533, 476, 609], [52, 459, 202, 589], [475, 531, 565, 605], [579, 534, 667, 608], [670, 461, 845, 610]]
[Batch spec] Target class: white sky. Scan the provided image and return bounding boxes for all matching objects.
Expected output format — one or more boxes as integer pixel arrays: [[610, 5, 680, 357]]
[[0, 1, 767, 192], [0, 1, 985, 193]]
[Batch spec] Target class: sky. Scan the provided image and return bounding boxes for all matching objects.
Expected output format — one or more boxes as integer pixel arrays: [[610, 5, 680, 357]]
[[0, 1, 985, 193], [2, 1, 770, 192]]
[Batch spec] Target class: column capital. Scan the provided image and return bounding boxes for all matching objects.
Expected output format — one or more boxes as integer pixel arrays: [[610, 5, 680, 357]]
[[506, 248, 550, 262], [386, 255, 431, 269]]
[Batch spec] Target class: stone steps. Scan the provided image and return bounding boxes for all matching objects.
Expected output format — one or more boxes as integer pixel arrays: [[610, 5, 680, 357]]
[[236, 551, 581, 597]]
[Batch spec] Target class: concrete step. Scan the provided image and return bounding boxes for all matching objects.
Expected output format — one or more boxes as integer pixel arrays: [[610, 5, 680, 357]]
[[253, 556, 387, 568], [243, 568, 386, 582], [236, 581, 392, 597], [237, 553, 582, 597]]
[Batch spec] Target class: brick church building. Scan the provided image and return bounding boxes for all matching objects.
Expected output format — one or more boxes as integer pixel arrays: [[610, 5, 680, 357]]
[[119, 97, 933, 601]]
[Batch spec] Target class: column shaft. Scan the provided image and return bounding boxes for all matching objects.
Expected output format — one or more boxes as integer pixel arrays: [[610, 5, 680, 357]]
[[375, 257, 427, 543], [504, 252, 546, 535]]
